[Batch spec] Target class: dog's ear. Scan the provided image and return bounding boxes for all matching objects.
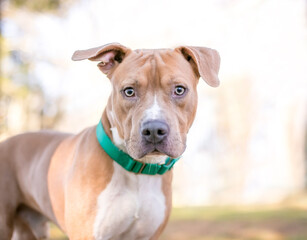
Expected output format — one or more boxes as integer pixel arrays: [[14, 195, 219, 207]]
[[72, 43, 131, 75], [176, 46, 220, 87]]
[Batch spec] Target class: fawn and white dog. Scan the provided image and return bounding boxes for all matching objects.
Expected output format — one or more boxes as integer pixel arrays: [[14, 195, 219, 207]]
[[0, 43, 220, 240]]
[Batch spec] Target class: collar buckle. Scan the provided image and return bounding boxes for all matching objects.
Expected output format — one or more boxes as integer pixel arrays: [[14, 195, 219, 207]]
[[137, 162, 146, 174]]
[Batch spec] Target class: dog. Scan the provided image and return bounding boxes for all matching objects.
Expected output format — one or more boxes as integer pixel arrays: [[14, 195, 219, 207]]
[[0, 43, 220, 240]]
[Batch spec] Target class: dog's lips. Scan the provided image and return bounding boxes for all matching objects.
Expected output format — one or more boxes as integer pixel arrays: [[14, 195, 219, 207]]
[[128, 136, 185, 159], [137, 143, 171, 158], [150, 149, 164, 155]]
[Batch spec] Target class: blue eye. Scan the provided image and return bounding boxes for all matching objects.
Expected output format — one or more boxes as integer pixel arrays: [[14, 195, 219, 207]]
[[123, 87, 135, 97]]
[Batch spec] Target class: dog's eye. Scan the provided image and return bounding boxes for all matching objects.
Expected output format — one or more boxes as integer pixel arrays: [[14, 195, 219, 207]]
[[174, 86, 186, 96], [123, 87, 135, 97]]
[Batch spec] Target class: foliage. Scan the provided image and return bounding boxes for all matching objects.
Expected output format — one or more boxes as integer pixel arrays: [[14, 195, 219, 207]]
[[0, 33, 63, 136], [10, 0, 62, 12]]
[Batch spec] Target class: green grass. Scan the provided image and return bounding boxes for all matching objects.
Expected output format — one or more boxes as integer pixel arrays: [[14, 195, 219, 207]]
[[49, 223, 67, 240], [170, 206, 307, 222]]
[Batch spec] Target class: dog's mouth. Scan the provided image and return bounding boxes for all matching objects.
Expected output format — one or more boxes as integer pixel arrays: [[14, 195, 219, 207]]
[[127, 136, 185, 160], [135, 143, 174, 159], [150, 149, 164, 155], [135, 147, 170, 164]]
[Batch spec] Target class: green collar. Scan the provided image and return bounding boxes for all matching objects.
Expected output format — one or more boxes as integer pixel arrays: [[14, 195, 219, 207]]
[[96, 121, 180, 175]]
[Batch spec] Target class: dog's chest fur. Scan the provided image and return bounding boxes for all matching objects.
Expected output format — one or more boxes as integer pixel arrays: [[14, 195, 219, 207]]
[[93, 162, 166, 240]]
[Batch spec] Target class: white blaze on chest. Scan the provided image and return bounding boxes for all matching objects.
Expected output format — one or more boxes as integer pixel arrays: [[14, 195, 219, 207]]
[[93, 162, 166, 240]]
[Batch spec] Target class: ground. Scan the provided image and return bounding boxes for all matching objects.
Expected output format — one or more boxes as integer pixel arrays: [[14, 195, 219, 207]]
[[160, 206, 307, 240], [49, 198, 307, 240]]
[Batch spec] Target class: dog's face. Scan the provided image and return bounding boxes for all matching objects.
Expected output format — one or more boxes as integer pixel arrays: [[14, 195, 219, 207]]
[[107, 49, 200, 159], [72, 43, 220, 160]]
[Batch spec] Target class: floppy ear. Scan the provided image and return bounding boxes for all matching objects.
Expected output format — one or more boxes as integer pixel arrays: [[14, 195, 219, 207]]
[[176, 46, 221, 87], [72, 43, 131, 75]]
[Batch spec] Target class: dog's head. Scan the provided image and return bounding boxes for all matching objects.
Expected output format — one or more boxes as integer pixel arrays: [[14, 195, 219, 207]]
[[72, 43, 220, 162]]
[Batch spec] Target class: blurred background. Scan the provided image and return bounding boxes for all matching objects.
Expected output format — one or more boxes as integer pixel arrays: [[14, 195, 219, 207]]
[[0, 0, 307, 239]]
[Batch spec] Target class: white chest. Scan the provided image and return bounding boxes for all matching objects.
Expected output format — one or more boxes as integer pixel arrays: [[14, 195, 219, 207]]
[[93, 162, 166, 240]]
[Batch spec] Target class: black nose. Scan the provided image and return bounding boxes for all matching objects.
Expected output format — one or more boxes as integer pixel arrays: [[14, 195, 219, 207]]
[[141, 120, 169, 144]]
